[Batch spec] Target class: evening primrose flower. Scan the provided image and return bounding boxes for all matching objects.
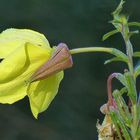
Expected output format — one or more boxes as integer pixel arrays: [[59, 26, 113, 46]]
[[0, 28, 72, 118]]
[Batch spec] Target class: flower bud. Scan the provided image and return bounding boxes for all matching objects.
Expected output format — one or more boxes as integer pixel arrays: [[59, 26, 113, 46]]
[[30, 43, 73, 82]]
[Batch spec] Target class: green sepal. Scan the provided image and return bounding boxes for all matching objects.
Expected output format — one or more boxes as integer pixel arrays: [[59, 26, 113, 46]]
[[102, 29, 119, 41]]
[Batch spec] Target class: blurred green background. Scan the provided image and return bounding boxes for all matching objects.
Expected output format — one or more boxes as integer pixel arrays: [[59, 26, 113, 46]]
[[0, 0, 140, 139]]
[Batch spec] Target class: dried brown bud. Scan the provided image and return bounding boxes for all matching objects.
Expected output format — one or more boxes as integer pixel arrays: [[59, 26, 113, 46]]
[[30, 43, 73, 82]]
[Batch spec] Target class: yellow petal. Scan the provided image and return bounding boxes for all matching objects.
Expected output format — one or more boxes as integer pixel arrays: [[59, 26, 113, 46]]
[[27, 72, 64, 119], [0, 42, 51, 104], [0, 28, 50, 58]]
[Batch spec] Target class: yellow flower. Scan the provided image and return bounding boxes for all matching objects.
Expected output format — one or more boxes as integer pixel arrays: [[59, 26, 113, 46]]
[[0, 28, 65, 118]]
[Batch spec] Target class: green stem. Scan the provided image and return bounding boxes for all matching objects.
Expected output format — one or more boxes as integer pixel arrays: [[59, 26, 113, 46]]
[[121, 24, 134, 77], [70, 47, 128, 60], [70, 47, 112, 54], [121, 24, 138, 139], [125, 39, 134, 77]]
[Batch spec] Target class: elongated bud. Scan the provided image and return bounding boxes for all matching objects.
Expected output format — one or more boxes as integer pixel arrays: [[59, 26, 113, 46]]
[[30, 43, 73, 82]]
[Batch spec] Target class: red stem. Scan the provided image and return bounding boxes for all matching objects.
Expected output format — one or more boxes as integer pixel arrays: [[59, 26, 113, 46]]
[[107, 73, 118, 106]]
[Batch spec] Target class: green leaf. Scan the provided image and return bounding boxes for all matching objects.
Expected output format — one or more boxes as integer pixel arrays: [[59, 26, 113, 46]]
[[114, 73, 127, 87], [134, 64, 140, 78], [112, 0, 125, 16], [111, 0, 129, 35], [110, 110, 131, 140], [120, 87, 127, 95], [128, 30, 139, 38], [137, 94, 140, 124], [104, 56, 126, 65], [27, 72, 64, 119], [136, 95, 140, 139], [133, 52, 140, 57], [124, 72, 137, 103], [102, 29, 119, 41], [110, 109, 127, 140], [128, 22, 140, 27], [135, 104, 140, 138], [111, 48, 128, 63], [113, 90, 132, 127], [136, 127, 140, 139]]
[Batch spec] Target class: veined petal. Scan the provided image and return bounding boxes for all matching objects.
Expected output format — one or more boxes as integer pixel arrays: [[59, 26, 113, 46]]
[[0, 28, 50, 58], [27, 71, 64, 119], [0, 42, 51, 104]]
